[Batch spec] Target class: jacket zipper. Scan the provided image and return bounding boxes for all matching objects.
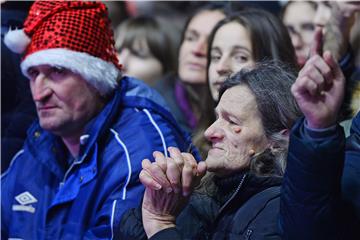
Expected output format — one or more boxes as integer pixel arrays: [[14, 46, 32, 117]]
[[59, 155, 87, 188], [212, 174, 247, 226]]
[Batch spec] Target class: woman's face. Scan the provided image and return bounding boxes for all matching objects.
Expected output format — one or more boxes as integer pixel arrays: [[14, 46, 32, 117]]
[[178, 10, 225, 85], [283, 2, 316, 67], [117, 37, 163, 86], [208, 22, 255, 101], [204, 85, 268, 177]]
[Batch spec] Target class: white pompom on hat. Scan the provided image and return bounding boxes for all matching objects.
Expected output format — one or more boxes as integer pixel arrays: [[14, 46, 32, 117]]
[[4, 29, 31, 54]]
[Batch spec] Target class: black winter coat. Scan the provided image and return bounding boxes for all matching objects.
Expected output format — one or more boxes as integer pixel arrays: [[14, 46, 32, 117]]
[[119, 173, 282, 240]]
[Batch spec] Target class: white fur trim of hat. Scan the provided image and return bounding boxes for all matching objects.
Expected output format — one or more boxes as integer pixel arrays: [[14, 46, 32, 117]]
[[21, 48, 120, 96]]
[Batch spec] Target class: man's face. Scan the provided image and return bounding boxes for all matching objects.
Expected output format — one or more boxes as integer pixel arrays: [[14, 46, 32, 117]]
[[28, 65, 105, 137], [178, 10, 225, 84], [204, 85, 268, 177]]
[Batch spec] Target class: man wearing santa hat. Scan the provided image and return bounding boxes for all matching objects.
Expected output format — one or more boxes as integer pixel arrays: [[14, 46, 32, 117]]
[[1, 1, 197, 239]]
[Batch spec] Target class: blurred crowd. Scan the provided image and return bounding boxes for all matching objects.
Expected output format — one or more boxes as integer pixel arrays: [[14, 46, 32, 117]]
[[1, 1, 360, 239]]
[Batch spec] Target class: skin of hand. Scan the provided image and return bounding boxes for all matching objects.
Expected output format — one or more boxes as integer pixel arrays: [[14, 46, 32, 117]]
[[291, 27, 346, 129], [324, 1, 360, 60], [140, 147, 207, 238]]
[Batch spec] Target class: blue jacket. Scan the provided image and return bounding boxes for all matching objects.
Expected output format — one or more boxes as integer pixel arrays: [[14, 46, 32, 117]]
[[1, 77, 198, 240], [342, 112, 360, 219], [280, 117, 360, 239]]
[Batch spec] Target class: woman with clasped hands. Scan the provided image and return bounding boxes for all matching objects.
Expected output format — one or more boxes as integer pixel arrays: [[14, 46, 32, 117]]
[[120, 62, 302, 240]]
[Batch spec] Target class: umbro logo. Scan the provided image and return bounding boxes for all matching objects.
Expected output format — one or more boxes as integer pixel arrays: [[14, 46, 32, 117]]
[[12, 191, 37, 213]]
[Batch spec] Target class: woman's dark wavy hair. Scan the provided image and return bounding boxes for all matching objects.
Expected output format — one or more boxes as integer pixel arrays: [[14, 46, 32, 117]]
[[207, 8, 298, 73], [218, 60, 302, 176]]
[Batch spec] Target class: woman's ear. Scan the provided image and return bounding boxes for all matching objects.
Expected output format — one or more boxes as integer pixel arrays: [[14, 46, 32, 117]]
[[267, 129, 290, 149], [280, 129, 289, 137]]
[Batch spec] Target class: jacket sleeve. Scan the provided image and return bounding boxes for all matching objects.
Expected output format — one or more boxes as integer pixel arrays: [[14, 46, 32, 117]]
[[117, 207, 147, 240], [280, 118, 345, 240], [149, 228, 183, 240], [342, 113, 360, 219], [82, 182, 145, 240]]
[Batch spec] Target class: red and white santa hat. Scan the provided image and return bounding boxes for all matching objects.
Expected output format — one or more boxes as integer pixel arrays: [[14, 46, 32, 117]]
[[4, 0, 121, 96]]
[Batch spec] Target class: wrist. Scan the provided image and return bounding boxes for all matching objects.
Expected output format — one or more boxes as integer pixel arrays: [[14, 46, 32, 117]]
[[142, 210, 176, 238], [306, 121, 335, 130], [304, 119, 337, 140]]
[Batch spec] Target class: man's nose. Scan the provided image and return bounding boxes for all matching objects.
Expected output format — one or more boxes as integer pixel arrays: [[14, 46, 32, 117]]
[[31, 74, 52, 102]]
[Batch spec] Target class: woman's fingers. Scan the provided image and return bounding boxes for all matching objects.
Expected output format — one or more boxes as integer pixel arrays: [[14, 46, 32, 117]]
[[153, 151, 167, 172], [196, 161, 207, 178], [143, 147, 208, 197], [181, 152, 200, 197], [142, 158, 172, 192], [166, 157, 182, 194], [140, 160, 162, 190]]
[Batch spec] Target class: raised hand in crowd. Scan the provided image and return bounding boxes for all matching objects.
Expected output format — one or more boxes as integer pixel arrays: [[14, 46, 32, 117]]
[[291, 27, 345, 129]]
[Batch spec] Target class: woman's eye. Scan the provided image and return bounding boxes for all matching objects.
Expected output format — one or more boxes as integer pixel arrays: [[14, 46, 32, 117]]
[[234, 54, 248, 62], [184, 33, 197, 42], [210, 54, 221, 62], [131, 49, 150, 58]]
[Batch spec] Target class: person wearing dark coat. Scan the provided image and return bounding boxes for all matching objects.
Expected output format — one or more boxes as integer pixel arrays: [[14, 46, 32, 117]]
[[119, 62, 302, 239], [280, 28, 360, 240]]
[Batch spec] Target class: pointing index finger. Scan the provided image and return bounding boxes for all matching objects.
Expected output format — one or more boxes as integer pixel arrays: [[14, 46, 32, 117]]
[[310, 27, 323, 57]]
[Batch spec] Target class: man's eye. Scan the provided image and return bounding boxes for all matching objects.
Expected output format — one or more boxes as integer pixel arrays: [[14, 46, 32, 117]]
[[28, 68, 39, 79], [51, 66, 66, 74]]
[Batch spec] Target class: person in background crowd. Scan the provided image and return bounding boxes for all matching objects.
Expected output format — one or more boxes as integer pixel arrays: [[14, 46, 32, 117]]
[[114, 15, 180, 86], [320, 1, 360, 128], [280, 27, 360, 240], [281, 1, 317, 67], [103, 1, 129, 30], [154, 4, 227, 133], [193, 8, 298, 159], [119, 61, 302, 240], [1, 1, 197, 239]]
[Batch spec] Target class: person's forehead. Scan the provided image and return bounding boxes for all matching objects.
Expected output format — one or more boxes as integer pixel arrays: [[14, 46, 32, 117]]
[[212, 22, 252, 49], [283, 2, 316, 24], [217, 85, 256, 112], [187, 10, 224, 35]]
